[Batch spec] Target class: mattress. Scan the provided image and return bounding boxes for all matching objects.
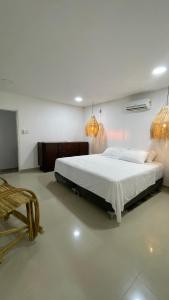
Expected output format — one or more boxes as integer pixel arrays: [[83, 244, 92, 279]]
[[54, 155, 163, 222]]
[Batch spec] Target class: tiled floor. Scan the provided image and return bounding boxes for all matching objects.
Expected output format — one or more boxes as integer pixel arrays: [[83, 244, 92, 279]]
[[0, 170, 169, 300]]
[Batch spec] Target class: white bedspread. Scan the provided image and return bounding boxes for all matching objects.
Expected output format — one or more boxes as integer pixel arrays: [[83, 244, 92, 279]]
[[54, 155, 163, 222]]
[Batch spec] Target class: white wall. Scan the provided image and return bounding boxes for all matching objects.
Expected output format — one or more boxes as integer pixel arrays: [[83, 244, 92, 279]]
[[0, 91, 84, 170], [84, 88, 169, 185], [0, 110, 18, 170]]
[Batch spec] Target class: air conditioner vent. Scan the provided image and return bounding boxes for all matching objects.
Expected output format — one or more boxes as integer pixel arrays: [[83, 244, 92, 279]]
[[125, 99, 151, 111]]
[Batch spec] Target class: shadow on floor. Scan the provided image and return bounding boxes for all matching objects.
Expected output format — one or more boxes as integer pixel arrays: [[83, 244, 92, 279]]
[[45, 179, 118, 230]]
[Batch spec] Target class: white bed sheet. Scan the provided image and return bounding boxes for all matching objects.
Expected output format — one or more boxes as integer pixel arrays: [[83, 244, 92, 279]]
[[54, 155, 163, 222]]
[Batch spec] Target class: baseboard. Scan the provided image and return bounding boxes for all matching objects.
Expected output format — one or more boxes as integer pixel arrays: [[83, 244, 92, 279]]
[[0, 168, 18, 174], [19, 167, 41, 173]]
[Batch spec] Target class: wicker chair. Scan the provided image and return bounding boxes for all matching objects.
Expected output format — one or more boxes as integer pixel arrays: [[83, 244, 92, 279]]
[[0, 177, 43, 263]]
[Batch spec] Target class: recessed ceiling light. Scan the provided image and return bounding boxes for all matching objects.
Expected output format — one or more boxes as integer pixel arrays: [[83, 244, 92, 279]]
[[152, 66, 167, 76], [74, 96, 83, 102], [73, 229, 80, 239]]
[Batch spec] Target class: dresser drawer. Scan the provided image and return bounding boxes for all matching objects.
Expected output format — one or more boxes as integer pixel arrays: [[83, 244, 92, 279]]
[[38, 142, 89, 172]]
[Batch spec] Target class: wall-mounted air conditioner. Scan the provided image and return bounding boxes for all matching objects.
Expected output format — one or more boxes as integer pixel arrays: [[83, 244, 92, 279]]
[[125, 99, 151, 112]]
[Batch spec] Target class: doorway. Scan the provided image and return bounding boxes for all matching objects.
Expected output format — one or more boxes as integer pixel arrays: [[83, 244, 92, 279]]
[[0, 109, 18, 172]]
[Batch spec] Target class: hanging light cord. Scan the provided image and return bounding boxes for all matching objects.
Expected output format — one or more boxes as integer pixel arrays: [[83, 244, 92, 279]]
[[91, 104, 93, 115], [99, 109, 102, 122]]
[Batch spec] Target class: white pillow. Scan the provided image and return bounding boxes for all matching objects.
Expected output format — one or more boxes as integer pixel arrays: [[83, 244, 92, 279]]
[[146, 150, 157, 163], [102, 147, 125, 159], [119, 149, 148, 164]]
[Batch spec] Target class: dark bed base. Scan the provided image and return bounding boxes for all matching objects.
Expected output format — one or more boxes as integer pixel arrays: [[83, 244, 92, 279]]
[[55, 172, 163, 214]]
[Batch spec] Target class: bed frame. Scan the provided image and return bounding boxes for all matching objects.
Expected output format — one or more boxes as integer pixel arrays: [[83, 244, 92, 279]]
[[55, 172, 163, 216]]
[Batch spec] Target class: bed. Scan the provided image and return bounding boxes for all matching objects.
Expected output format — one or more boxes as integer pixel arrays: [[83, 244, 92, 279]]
[[54, 154, 163, 223]]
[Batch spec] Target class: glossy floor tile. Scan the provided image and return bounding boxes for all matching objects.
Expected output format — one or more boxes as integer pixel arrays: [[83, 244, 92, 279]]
[[0, 170, 169, 300], [121, 276, 158, 300]]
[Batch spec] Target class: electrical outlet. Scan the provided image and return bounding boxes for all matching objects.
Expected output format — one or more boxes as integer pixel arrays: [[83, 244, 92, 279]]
[[21, 129, 29, 134]]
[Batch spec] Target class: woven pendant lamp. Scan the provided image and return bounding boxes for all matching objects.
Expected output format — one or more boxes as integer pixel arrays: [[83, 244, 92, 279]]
[[85, 105, 99, 137], [151, 87, 169, 140]]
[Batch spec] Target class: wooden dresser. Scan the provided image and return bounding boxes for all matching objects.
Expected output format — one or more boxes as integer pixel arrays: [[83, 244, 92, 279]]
[[38, 142, 89, 172]]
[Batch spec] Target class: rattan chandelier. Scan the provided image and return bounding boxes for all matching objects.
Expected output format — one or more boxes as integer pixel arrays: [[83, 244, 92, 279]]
[[85, 105, 99, 137], [151, 87, 169, 140]]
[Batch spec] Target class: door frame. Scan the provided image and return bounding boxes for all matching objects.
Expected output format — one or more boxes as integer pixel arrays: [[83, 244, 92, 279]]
[[16, 110, 20, 171], [0, 108, 20, 171]]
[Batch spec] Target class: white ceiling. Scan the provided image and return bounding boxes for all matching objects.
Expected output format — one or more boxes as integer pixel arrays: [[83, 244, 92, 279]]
[[0, 0, 169, 107]]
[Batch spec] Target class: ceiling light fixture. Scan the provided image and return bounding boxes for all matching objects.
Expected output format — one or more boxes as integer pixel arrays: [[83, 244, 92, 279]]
[[152, 66, 167, 76], [74, 96, 83, 102], [73, 229, 80, 238], [151, 86, 169, 139], [85, 104, 99, 137]]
